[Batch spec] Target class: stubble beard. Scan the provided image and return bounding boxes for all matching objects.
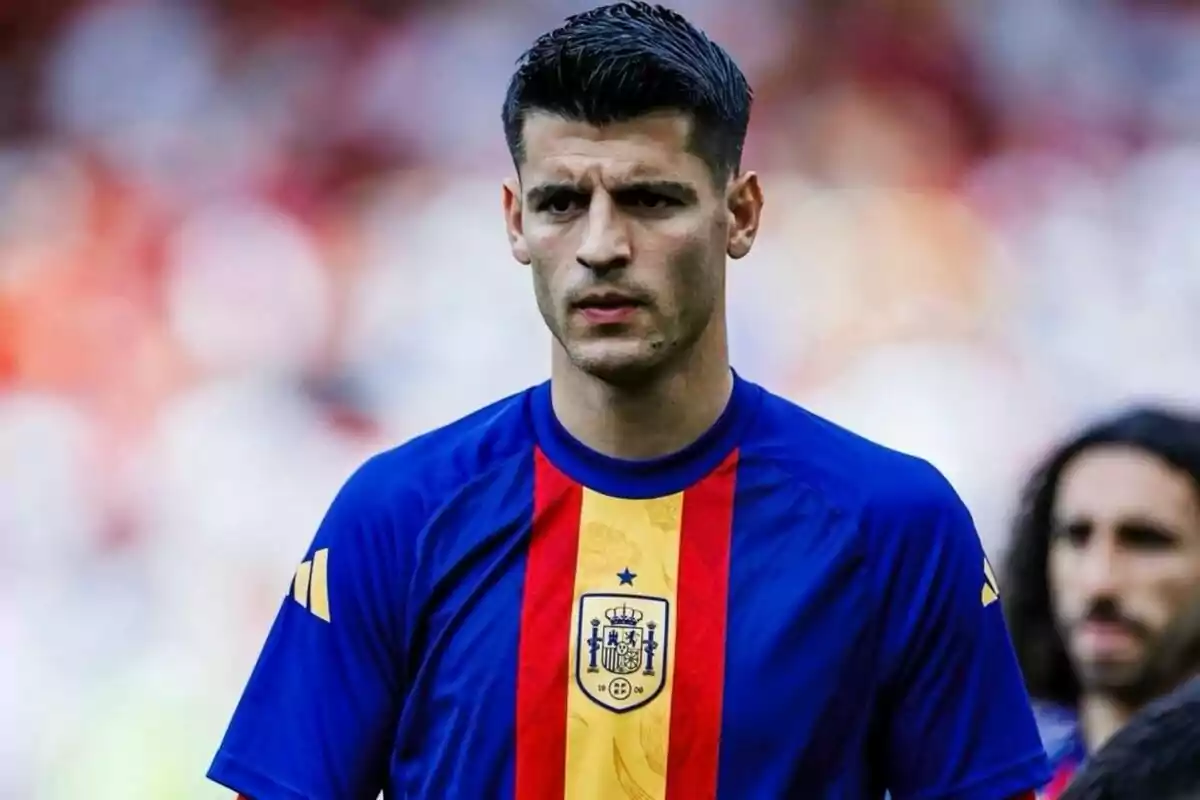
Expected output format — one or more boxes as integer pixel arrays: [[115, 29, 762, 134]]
[[557, 318, 690, 390], [1077, 657, 1160, 706], [1076, 622, 1199, 707], [534, 247, 721, 390]]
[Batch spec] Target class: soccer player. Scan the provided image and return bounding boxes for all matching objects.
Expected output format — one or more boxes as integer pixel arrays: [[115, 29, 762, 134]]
[[1058, 677, 1200, 800], [209, 3, 1050, 798], [1002, 408, 1200, 798]]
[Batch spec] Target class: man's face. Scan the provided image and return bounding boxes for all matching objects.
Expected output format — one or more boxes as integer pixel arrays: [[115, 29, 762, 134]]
[[1049, 445, 1200, 701], [502, 111, 761, 386]]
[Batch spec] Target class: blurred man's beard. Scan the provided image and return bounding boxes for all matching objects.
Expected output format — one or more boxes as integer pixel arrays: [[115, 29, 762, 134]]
[[1144, 595, 1200, 698], [1074, 598, 1200, 706], [1075, 656, 1160, 705]]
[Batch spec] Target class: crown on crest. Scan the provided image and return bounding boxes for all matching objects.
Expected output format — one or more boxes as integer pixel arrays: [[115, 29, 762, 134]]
[[605, 603, 644, 626]]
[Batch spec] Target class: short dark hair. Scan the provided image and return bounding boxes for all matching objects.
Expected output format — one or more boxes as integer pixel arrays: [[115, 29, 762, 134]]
[[1060, 678, 1200, 800], [1002, 406, 1200, 708], [501, 1, 752, 181]]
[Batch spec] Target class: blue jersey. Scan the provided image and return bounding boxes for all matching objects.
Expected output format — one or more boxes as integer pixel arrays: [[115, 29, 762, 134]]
[[209, 375, 1050, 799]]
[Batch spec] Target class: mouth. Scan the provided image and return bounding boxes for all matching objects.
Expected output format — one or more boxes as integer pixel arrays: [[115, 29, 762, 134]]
[[1074, 621, 1144, 657], [572, 293, 645, 324]]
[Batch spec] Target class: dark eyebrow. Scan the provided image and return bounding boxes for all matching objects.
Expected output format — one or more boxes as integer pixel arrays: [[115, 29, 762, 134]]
[[525, 180, 699, 208], [615, 180, 698, 204], [1117, 517, 1182, 543], [525, 182, 582, 208]]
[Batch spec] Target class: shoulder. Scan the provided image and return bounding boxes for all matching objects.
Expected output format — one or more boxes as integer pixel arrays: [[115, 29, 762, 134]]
[[331, 387, 537, 526], [744, 387, 962, 523], [1032, 700, 1083, 766]]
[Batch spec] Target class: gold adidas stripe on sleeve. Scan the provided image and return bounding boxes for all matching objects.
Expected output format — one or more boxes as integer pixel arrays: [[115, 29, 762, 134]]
[[309, 548, 330, 622], [981, 557, 999, 607], [291, 548, 331, 622]]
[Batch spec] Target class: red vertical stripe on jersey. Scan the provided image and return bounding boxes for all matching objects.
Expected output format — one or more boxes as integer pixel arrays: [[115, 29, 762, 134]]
[[665, 450, 738, 800], [1041, 761, 1078, 799], [515, 450, 583, 800]]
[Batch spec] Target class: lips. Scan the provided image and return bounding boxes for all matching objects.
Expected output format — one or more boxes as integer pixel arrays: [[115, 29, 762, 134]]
[[1079, 621, 1139, 640], [1072, 618, 1145, 660], [573, 292, 643, 310], [572, 292, 644, 324]]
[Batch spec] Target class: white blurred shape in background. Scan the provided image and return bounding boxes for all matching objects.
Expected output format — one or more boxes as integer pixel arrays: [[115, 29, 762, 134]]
[[165, 201, 332, 377]]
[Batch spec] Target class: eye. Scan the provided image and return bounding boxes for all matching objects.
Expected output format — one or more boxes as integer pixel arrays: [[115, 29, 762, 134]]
[[1053, 520, 1092, 547], [619, 189, 678, 211], [538, 192, 585, 216], [1119, 521, 1178, 551]]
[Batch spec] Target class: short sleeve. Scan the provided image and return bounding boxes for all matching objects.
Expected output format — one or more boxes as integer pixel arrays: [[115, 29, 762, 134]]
[[208, 457, 412, 800], [875, 463, 1050, 800]]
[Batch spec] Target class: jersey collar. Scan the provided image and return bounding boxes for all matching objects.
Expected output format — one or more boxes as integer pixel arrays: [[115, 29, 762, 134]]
[[529, 371, 761, 499]]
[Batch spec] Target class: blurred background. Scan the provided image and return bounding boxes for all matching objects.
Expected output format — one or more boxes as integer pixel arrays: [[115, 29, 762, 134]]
[[2, 0, 1199, 797]]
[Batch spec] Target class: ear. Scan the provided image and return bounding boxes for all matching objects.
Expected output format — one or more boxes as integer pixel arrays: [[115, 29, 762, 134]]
[[502, 177, 531, 265], [725, 171, 763, 260]]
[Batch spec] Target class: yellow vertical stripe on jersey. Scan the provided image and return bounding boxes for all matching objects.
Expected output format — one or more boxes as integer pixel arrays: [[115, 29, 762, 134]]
[[293, 559, 312, 608], [564, 490, 684, 800], [310, 548, 331, 622]]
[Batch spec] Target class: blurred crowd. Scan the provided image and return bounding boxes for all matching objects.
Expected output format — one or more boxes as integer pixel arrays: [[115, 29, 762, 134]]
[[1, 0, 1199, 797]]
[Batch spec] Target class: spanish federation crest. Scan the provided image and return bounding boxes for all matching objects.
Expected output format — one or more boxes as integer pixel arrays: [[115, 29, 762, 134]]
[[576, 593, 669, 713]]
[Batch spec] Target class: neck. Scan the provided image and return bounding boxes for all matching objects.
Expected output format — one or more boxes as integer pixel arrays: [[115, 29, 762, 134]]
[[1079, 693, 1137, 753], [550, 324, 733, 461]]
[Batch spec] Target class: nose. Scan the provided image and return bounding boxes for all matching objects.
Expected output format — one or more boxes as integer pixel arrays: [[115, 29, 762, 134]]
[[576, 191, 631, 273], [1076, 531, 1123, 600]]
